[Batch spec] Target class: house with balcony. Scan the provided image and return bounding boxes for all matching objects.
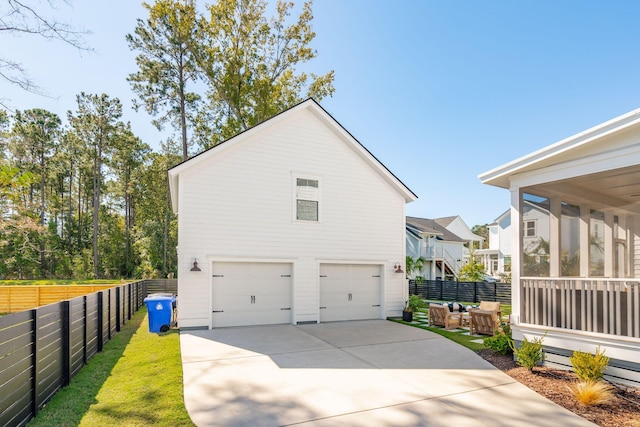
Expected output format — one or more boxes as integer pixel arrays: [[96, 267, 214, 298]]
[[406, 216, 483, 280], [480, 107, 640, 385], [477, 209, 511, 279]]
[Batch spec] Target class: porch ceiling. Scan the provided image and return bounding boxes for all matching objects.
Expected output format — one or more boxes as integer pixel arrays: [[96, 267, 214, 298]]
[[526, 163, 640, 214]]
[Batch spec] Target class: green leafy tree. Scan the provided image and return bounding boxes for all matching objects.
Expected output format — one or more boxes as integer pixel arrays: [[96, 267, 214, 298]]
[[110, 128, 151, 276], [191, 0, 335, 146], [127, 0, 200, 160], [471, 224, 488, 249], [458, 253, 485, 281], [68, 93, 124, 278], [10, 109, 61, 276], [405, 255, 425, 279], [133, 142, 180, 278]]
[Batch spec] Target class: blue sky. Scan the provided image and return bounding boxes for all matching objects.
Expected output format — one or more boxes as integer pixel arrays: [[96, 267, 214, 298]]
[[4, 1, 640, 227]]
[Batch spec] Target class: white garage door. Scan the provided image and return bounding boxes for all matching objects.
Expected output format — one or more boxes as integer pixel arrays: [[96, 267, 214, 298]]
[[319, 264, 382, 322], [211, 262, 292, 327]]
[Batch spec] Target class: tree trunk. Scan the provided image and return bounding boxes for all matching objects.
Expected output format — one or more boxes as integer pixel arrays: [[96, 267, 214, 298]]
[[92, 146, 102, 279], [179, 62, 188, 161]]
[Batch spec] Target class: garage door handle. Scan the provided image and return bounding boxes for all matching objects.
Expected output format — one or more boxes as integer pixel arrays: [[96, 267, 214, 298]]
[[281, 274, 291, 277], [372, 305, 380, 307], [212, 310, 224, 313], [348, 293, 352, 301], [372, 275, 380, 277], [320, 275, 327, 277], [320, 306, 326, 309], [212, 274, 224, 277], [280, 307, 291, 310]]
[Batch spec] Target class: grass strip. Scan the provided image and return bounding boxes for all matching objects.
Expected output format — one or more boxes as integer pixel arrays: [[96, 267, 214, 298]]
[[390, 316, 488, 352], [28, 307, 194, 427]]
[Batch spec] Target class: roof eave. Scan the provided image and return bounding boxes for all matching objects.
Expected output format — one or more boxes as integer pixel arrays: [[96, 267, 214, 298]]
[[479, 107, 640, 189]]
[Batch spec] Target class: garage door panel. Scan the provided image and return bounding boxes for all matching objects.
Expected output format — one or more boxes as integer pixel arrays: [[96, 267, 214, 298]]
[[211, 262, 292, 328], [319, 263, 382, 322]]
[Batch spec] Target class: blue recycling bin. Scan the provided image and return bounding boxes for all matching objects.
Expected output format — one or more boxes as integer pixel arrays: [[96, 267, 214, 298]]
[[144, 294, 176, 333]]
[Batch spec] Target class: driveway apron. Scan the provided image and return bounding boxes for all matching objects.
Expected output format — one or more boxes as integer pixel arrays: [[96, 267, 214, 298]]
[[180, 320, 596, 427]]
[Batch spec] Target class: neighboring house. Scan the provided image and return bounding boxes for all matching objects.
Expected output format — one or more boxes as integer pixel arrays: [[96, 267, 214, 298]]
[[406, 216, 483, 280], [168, 99, 417, 329], [480, 107, 640, 385]]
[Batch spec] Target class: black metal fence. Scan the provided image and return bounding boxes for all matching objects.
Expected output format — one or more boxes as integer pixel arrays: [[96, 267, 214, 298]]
[[0, 281, 148, 427], [409, 279, 511, 304]]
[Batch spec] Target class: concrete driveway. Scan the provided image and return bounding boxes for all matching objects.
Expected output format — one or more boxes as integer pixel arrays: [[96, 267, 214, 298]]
[[180, 320, 595, 427]]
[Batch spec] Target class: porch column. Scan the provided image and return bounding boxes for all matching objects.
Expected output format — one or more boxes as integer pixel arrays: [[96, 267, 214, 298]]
[[510, 186, 521, 323], [580, 204, 589, 277], [605, 211, 614, 277], [549, 196, 561, 277]]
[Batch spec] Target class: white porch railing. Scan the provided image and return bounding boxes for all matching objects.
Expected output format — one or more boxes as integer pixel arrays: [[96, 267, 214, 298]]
[[521, 278, 640, 338], [423, 246, 463, 277]]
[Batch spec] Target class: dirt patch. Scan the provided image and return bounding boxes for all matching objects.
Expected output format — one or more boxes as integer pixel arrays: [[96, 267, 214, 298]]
[[477, 349, 640, 427]]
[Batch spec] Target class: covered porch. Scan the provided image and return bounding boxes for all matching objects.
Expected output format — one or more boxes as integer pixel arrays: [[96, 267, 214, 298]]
[[480, 108, 640, 385]]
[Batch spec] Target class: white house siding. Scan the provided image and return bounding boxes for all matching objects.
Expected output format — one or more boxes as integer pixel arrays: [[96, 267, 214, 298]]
[[175, 107, 408, 328]]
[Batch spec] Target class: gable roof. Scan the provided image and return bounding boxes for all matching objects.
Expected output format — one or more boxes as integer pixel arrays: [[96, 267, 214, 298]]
[[168, 98, 417, 213], [479, 107, 640, 189], [433, 216, 457, 228], [406, 216, 464, 243]]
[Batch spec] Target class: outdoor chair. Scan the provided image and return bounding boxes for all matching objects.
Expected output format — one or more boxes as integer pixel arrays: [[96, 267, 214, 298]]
[[469, 301, 501, 336], [428, 304, 462, 330]]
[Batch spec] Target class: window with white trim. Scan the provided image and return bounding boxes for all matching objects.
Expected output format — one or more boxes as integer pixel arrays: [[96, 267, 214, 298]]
[[296, 177, 319, 221], [525, 220, 536, 237]]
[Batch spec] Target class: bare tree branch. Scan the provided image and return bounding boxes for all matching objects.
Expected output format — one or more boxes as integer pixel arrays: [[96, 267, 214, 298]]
[[0, 0, 92, 103]]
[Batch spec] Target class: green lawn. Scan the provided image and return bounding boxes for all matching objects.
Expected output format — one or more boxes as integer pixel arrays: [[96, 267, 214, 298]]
[[27, 307, 194, 427], [390, 301, 513, 353], [0, 279, 128, 286]]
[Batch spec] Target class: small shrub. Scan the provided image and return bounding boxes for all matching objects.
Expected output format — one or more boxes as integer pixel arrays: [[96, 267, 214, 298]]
[[404, 294, 426, 312], [513, 335, 545, 371], [568, 380, 615, 406], [570, 347, 609, 382], [483, 322, 513, 355]]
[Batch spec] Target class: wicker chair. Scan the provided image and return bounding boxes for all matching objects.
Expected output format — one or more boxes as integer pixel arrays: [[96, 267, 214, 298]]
[[469, 301, 501, 336], [428, 304, 462, 330]]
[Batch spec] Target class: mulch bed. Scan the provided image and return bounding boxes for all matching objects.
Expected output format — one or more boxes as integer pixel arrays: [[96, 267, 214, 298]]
[[477, 349, 640, 427]]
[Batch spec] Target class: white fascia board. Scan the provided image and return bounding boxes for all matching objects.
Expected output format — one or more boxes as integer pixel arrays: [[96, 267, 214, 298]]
[[509, 143, 640, 189], [479, 107, 640, 189]]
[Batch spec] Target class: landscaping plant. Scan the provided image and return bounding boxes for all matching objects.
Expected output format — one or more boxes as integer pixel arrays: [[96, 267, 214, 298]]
[[569, 346, 610, 382], [483, 321, 513, 355], [512, 334, 546, 371], [568, 380, 615, 407], [404, 294, 426, 313]]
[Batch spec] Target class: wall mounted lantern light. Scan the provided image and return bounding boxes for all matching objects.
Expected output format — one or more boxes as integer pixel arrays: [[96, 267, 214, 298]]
[[190, 259, 201, 271], [394, 262, 404, 274]]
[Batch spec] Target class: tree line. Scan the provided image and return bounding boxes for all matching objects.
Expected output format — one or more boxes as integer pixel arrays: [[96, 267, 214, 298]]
[[0, 98, 180, 279], [0, 0, 334, 279]]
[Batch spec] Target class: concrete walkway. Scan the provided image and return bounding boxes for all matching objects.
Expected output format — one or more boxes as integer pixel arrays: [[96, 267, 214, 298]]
[[180, 320, 596, 427]]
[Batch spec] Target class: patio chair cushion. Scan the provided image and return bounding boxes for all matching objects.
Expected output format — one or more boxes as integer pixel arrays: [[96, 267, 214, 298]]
[[446, 302, 478, 313]]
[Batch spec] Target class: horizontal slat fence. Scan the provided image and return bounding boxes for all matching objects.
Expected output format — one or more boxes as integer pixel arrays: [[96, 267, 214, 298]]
[[0, 281, 148, 427], [409, 279, 511, 304], [0, 285, 115, 314], [144, 279, 177, 295]]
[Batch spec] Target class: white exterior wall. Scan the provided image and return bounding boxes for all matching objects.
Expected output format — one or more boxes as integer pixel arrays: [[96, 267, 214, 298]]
[[175, 108, 408, 328]]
